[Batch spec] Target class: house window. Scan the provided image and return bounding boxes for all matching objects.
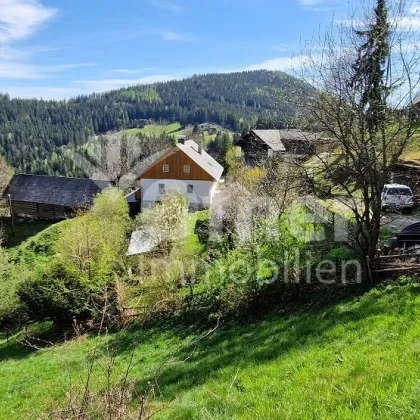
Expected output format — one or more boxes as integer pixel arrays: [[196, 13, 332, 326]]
[[187, 185, 194, 194], [158, 184, 165, 194], [162, 164, 169, 173], [183, 165, 190, 174]]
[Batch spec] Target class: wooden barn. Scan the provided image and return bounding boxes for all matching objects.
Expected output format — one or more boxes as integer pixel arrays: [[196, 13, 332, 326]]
[[235, 129, 325, 164], [5, 174, 111, 220]]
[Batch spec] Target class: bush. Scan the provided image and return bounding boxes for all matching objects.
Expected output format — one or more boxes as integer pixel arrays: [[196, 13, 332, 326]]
[[0, 247, 29, 328], [17, 262, 90, 330]]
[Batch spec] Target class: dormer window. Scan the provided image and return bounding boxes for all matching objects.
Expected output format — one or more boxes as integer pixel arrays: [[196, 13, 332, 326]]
[[183, 165, 190, 173], [162, 164, 169, 173]]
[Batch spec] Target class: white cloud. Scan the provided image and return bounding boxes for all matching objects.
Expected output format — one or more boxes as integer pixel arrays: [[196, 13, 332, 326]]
[[0, 44, 59, 60], [160, 30, 189, 41], [0, 61, 95, 79], [299, 0, 325, 5], [338, 1, 420, 31], [0, 1, 71, 80], [247, 55, 312, 71], [0, 0, 57, 44], [0, 44, 27, 59], [298, 0, 333, 10], [395, 16, 420, 30], [110, 69, 148, 75], [152, 0, 181, 12], [75, 74, 185, 93], [339, 15, 420, 31], [2, 85, 82, 100]]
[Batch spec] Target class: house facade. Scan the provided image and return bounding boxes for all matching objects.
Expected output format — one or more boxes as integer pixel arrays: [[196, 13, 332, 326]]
[[135, 139, 224, 210]]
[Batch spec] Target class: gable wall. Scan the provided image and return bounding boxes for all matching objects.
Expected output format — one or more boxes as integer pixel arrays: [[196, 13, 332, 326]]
[[140, 150, 214, 181]]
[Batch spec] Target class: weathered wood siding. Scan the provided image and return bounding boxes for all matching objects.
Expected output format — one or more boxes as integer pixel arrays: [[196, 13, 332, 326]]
[[11, 200, 37, 217], [11, 200, 75, 220], [140, 150, 214, 181]]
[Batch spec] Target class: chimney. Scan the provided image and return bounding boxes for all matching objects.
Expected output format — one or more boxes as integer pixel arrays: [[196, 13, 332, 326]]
[[198, 138, 203, 154], [177, 135, 185, 145]]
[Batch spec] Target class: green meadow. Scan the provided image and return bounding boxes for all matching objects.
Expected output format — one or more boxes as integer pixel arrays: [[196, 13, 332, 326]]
[[2, 276, 420, 419]]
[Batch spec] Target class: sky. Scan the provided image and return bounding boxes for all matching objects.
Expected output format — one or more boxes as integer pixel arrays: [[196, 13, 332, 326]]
[[0, 0, 418, 99]]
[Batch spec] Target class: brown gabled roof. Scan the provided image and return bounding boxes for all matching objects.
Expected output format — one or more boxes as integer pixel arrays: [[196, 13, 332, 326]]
[[177, 140, 224, 181], [137, 140, 224, 181]]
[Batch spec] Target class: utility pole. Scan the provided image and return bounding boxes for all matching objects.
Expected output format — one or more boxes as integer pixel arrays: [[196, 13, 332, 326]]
[[7, 194, 14, 237]]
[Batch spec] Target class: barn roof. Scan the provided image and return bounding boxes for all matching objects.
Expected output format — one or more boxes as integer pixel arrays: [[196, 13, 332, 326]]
[[250, 129, 321, 151], [6, 174, 111, 208], [250, 130, 286, 152], [277, 129, 320, 142]]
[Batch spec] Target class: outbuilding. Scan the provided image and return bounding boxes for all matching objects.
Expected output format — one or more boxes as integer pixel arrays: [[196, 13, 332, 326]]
[[5, 174, 111, 220]]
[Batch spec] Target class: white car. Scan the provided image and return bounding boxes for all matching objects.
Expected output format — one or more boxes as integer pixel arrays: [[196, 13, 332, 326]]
[[381, 184, 414, 213]]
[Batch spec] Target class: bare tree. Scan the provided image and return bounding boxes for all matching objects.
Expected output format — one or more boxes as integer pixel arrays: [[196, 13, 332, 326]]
[[79, 133, 173, 190], [295, 0, 420, 276]]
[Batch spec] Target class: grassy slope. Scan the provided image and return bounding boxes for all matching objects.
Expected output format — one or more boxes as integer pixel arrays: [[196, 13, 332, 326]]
[[121, 122, 182, 137], [119, 122, 233, 145], [4, 220, 70, 264], [2, 280, 420, 418], [399, 121, 420, 162]]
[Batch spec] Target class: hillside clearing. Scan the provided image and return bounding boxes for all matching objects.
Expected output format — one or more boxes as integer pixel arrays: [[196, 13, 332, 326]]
[[1, 280, 420, 418], [118, 122, 234, 145], [120, 122, 182, 137]]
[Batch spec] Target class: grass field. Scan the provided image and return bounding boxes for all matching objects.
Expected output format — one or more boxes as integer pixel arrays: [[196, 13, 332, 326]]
[[400, 122, 420, 162], [2, 278, 420, 418], [121, 122, 182, 137], [119, 122, 233, 145]]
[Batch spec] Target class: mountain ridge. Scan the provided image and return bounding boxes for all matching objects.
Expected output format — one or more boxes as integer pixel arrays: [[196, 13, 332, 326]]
[[0, 70, 309, 175]]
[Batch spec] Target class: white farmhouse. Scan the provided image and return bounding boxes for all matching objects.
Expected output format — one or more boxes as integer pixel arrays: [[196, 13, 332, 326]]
[[134, 139, 224, 210]]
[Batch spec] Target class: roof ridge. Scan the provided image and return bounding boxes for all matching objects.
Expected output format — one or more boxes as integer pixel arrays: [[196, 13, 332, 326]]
[[13, 173, 112, 183]]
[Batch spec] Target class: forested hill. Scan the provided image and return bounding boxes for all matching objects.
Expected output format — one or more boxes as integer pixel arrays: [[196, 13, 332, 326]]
[[0, 70, 309, 175]]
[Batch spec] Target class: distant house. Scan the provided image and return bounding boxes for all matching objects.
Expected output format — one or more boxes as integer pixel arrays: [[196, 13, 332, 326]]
[[5, 174, 110, 220], [134, 139, 224, 211], [236, 129, 322, 164], [199, 123, 211, 131], [413, 97, 420, 116]]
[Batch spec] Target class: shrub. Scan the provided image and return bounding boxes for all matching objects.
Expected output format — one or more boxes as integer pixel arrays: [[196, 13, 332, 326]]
[[17, 262, 90, 330]]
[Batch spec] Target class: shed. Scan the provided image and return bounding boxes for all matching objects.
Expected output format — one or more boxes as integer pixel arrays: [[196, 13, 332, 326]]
[[5, 174, 111, 220], [126, 230, 159, 256]]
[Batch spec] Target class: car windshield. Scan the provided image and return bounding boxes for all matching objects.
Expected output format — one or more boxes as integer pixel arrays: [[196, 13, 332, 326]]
[[386, 188, 412, 196]]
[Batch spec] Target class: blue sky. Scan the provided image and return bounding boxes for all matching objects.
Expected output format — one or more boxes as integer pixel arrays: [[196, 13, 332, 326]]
[[0, 0, 418, 99]]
